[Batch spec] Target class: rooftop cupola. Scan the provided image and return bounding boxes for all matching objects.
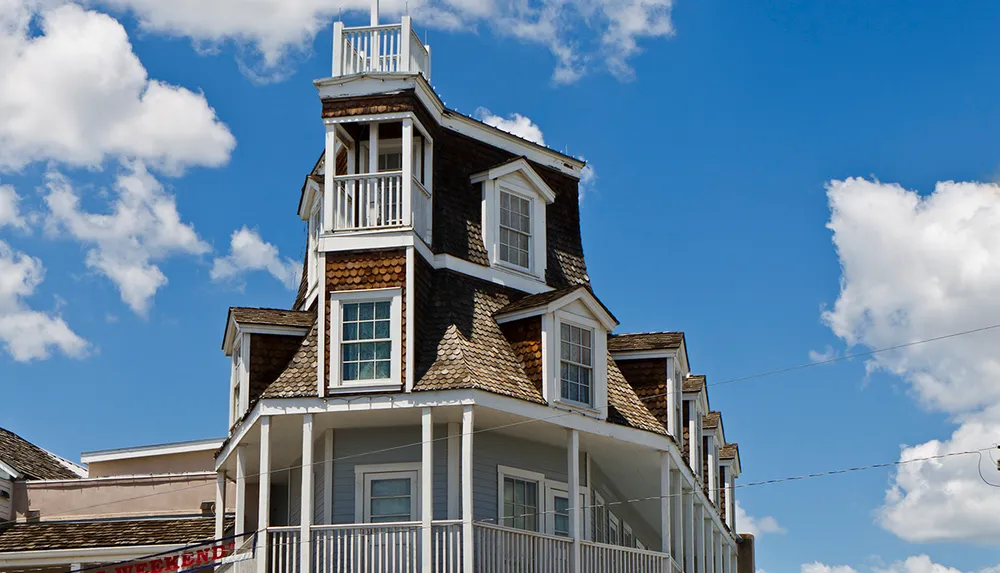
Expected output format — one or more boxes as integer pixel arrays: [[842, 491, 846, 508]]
[[331, 1, 431, 80]]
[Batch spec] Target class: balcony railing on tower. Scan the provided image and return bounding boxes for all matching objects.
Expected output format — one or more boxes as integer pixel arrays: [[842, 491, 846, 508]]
[[332, 16, 431, 80]]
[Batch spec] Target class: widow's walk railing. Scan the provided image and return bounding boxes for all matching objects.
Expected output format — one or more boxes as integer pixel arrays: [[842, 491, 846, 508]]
[[332, 17, 431, 80]]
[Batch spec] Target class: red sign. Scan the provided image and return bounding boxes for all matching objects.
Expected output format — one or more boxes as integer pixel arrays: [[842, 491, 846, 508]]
[[96, 541, 238, 573]]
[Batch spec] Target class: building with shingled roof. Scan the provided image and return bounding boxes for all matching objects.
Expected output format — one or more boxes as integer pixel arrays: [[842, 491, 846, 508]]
[[207, 6, 757, 573]]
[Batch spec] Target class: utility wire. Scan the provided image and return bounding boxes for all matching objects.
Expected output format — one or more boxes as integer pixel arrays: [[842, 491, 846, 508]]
[[65, 445, 997, 573], [8, 323, 1000, 524]]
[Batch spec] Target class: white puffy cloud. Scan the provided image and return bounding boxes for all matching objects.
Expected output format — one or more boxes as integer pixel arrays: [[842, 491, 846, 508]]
[[734, 500, 785, 537], [802, 564, 859, 573], [0, 185, 27, 230], [821, 177, 1000, 542], [0, 241, 88, 361], [802, 556, 996, 573], [211, 226, 302, 290], [475, 108, 546, 145], [0, 0, 235, 172], [43, 162, 210, 315], [97, 0, 674, 82]]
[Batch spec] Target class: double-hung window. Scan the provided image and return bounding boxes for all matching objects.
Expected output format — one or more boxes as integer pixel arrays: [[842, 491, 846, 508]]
[[331, 289, 402, 388], [356, 463, 419, 523], [560, 323, 593, 405], [502, 476, 539, 531], [499, 190, 531, 269]]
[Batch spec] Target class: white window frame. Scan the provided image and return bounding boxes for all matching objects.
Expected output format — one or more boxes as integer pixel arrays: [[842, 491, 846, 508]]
[[544, 481, 590, 539], [544, 310, 608, 416], [592, 491, 609, 543], [497, 188, 533, 271], [329, 288, 403, 391], [359, 139, 404, 173], [498, 465, 545, 532], [307, 200, 321, 292], [558, 321, 595, 408], [479, 173, 549, 283], [229, 333, 249, 428], [354, 462, 421, 523], [608, 512, 621, 545]]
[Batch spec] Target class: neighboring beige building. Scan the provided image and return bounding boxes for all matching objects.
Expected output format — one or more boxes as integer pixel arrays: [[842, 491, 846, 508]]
[[0, 430, 234, 573]]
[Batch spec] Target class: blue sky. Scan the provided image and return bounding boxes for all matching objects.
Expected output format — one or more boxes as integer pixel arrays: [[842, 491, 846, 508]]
[[3, 1, 1000, 572]]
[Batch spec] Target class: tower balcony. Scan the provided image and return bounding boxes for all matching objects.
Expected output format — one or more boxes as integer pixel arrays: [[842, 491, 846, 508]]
[[332, 16, 431, 81]]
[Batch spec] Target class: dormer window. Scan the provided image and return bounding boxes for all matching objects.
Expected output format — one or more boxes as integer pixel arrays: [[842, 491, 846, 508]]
[[500, 190, 532, 270], [560, 323, 593, 406], [330, 288, 403, 391], [473, 158, 557, 283]]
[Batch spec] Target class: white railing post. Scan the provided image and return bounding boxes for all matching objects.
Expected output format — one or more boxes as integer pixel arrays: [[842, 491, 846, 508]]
[[421, 408, 433, 573], [235, 445, 247, 537], [702, 517, 712, 573], [567, 429, 580, 573], [401, 16, 412, 73], [714, 528, 723, 573], [685, 493, 696, 573], [215, 470, 226, 540], [461, 406, 474, 573], [301, 414, 314, 572], [660, 452, 671, 558], [324, 128, 336, 233], [257, 416, 271, 573], [332, 21, 344, 76], [402, 118, 414, 227], [425, 45, 432, 82]]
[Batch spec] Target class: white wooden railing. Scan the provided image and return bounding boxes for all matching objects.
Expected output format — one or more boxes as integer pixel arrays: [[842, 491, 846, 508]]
[[474, 522, 571, 573], [311, 522, 420, 573], [268, 527, 301, 573], [333, 17, 431, 80], [431, 520, 462, 573], [580, 540, 682, 573], [413, 177, 432, 243], [333, 171, 405, 231]]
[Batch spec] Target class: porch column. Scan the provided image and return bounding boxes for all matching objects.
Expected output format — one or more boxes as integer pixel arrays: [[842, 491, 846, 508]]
[[257, 416, 272, 573], [235, 446, 247, 537], [567, 429, 581, 573], [324, 429, 335, 524], [714, 530, 724, 573], [402, 118, 414, 226], [706, 436, 717, 505], [421, 408, 433, 573], [461, 405, 474, 573], [730, 545, 739, 573], [300, 414, 314, 571], [704, 518, 714, 573], [215, 471, 226, 539], [693, 504, 704, 573], [684, 489, 695, 573], [672, 470, 684, 566], [660, 452, 671, 554], [447, 422, 461, 519], [723, 543, 732, 573], [368, 122, 379, 173]]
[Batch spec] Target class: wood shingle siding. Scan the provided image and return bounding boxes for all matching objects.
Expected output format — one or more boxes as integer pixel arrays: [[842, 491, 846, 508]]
[[616, 358, 669, 428], [499, 317, 544, 393], [249, 334, 305, 404]]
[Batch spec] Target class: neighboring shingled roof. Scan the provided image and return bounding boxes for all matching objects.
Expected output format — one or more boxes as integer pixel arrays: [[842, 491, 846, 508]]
[[703, 411, 721, 429], [230, 308, 314, 329], [261, 318, 319, 399], [0, 428, 83, 481], [721, 443, 739, 460], [608, 332, 684, 353], [0, 517, 225, 552], [683, 375, 706, 393]]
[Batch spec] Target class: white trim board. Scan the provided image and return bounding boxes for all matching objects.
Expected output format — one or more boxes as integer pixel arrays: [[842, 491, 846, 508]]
[[81, 438, 225, 464]]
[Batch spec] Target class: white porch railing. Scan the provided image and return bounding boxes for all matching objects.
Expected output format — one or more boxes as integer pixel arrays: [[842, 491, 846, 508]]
[[431, 520, 462, 573], [333, 172, 405, 231], [474, 522, 571, 573], [333, 18, 431, 80], [580, 540, 682, 573], [311, 522, 419, 573], [268, 527, 301, 573], [413, 177, 432, 243]]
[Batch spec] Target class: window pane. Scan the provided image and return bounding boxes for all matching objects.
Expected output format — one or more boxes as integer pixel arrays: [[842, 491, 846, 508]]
[[343, 322, 358, 341], [371, 478, 410, 497], [359, 343, 375, 360], [375, 360, 391, 379], [343, 344, 359, 361], [359, 362, 375, 379], [358, 303, 374, 320], [375, 319, 390, 339], [343, 363, 358, 381], [359, 321, 374, 340], [375, 341, 392, 360], [344, 303, 359, 321], [375, 301, 391, 319]]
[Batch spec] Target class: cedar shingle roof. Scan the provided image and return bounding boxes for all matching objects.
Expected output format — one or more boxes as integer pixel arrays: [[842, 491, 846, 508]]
[[609, 332, 685, 353], [230, 308, 314, 329], [683, 375, 706, 393], [495, 285, 618, 325], [0, 517, 224, 552], [703, 411, 720, 430], [0, 428, 82, 481], [721, 443, 739, 460], [261, 317, 319, 399]]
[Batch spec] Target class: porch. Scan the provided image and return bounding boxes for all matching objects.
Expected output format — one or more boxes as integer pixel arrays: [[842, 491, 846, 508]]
[[216, 401, 733, 573]]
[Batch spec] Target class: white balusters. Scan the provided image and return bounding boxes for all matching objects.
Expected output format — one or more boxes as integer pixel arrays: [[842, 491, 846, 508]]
[[333, 172, 405, 231], [331, 23, 429, 78], [268, 528, 301, 573], [310, 522, 419, 573]]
